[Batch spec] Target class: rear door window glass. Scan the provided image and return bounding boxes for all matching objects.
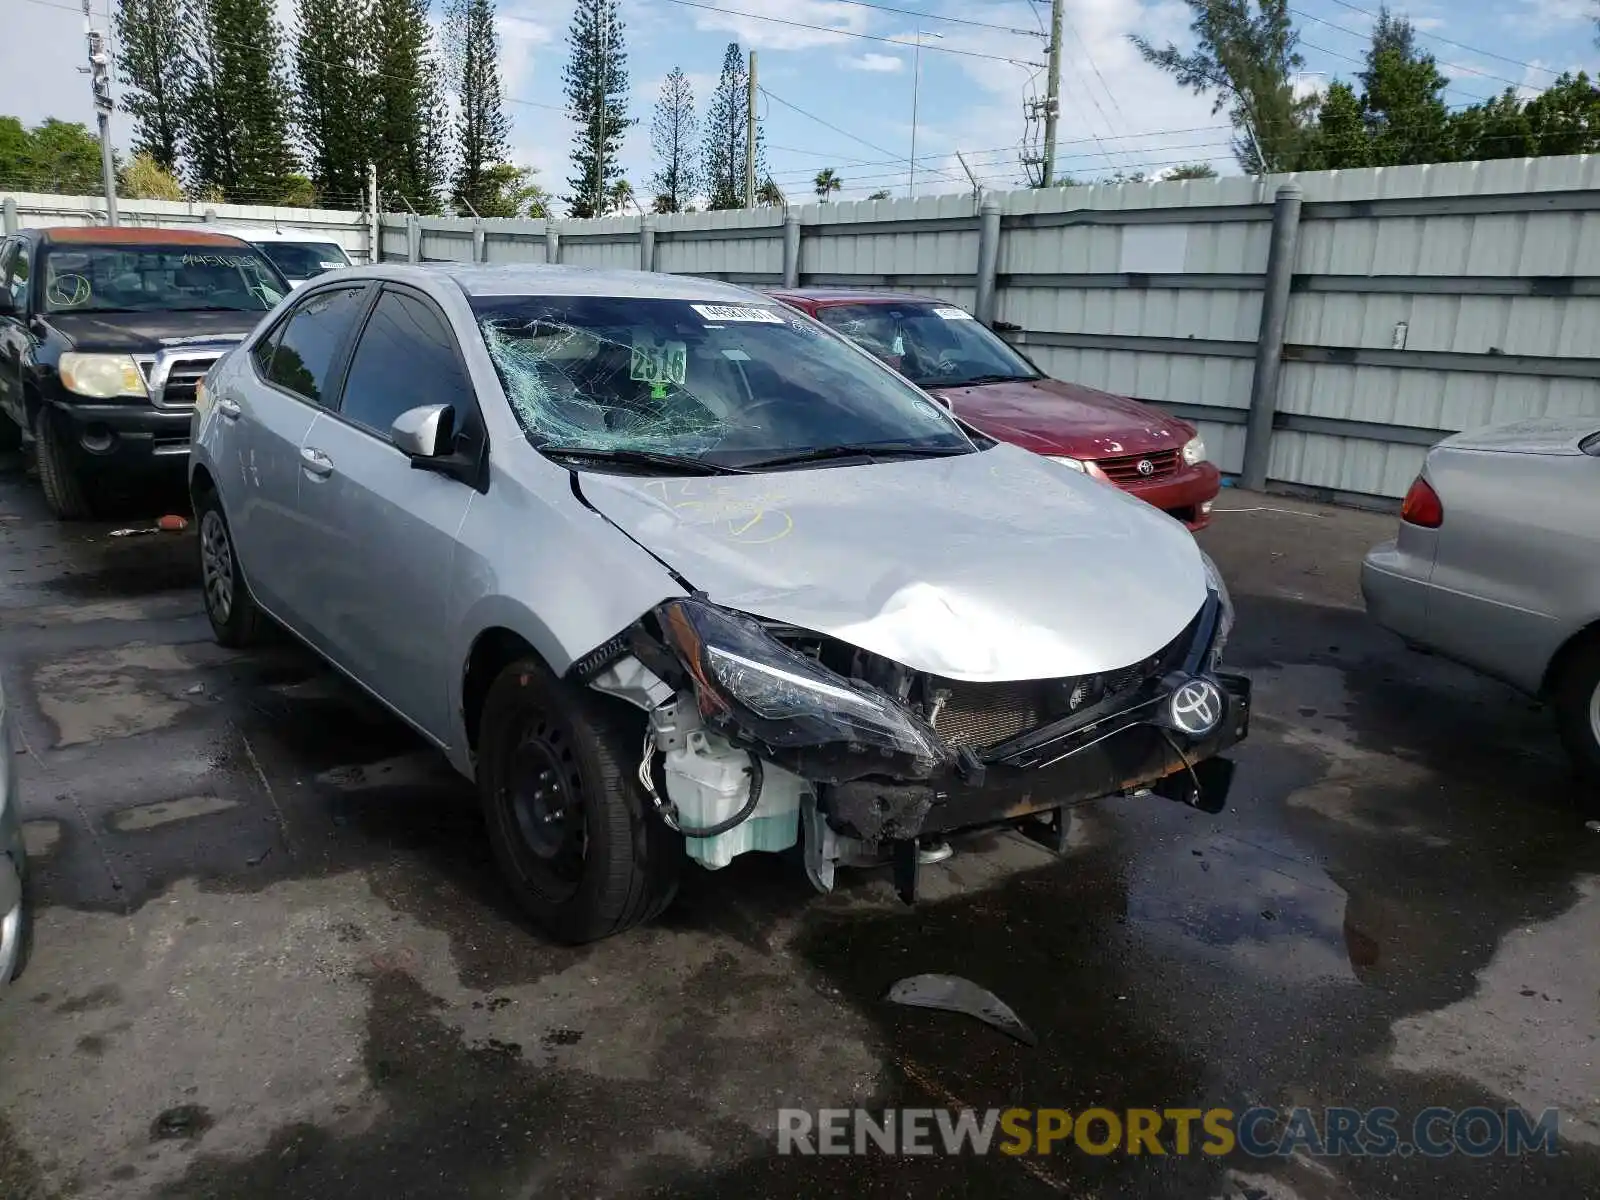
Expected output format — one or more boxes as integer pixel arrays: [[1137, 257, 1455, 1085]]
[[263, 285, 368, 406]]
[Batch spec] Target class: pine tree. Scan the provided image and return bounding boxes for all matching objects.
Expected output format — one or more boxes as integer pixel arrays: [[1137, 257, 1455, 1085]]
[[648, 66, 698, 213], [370, 0, 449, 212], [115, 0, 186, 173], [562, 0, 632, 218], [702, 43, 764, 209], [180, 0, 299, 202], [294, 0, 371, 205], [446, 0, 510, 215], [1131, 0, 1313, 173], [1303, 80, 1370, 169], [1358, 7, 1451, 165]]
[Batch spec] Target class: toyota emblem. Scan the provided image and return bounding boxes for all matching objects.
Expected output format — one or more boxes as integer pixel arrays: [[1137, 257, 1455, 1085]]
[[1136, 458, 1156, 477], [1168, 677, 1223, 736]]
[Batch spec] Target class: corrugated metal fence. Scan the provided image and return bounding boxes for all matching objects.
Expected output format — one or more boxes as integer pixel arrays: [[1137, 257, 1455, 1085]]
[[380, 156, 1600, 501], [8, 157, 1598, 502]]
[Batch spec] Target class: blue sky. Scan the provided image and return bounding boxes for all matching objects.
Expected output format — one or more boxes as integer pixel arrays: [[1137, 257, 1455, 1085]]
[[4, 0, 1599, 205]]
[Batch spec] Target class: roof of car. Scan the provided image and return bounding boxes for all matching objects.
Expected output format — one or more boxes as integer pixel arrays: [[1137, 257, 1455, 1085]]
[[352, 262, 775, 303], [768, 288, 947, 307], [209, 225, 347, 244], [37, 226, 252, 248]]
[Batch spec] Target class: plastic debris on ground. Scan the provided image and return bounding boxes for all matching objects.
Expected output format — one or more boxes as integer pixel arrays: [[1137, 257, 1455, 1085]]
[[885, 973, 1038, 1045]]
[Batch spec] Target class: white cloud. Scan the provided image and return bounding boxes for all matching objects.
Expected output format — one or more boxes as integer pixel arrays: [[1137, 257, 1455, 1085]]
[[844, 52, 905, 72], [1514, 0, 1595, 25], [679, 0, 873, 53]]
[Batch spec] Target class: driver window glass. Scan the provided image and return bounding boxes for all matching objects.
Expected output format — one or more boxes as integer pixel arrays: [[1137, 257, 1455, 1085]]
[[338, 289, 469, 440], [7, 242, 31, 308], [264, 285, 368, 406]]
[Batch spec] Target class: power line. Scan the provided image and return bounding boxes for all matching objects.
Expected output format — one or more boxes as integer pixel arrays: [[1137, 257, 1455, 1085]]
[[758, 0, 1043, 40], [656, 0, 1046, 67], [1291, 6, 1527, 92], [757, 85, 971, 188], [1321, 0, 1564, 79]]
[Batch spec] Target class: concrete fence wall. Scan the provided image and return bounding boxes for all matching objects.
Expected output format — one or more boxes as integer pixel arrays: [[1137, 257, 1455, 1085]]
[[0, 192, 373, 263], [10, 157, 1599, 504]]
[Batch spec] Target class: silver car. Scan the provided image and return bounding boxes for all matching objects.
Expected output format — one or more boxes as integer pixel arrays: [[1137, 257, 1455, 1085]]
[[1, 673, 30, 988], [189, 264, 1248, 942], [1362, 418, 1600, 784]]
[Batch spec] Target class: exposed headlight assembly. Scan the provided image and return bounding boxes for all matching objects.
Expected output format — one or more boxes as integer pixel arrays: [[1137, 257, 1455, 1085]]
[[59, 353, 148, 399], [1199, 550, 1234, 666], [656, 597, 951, 782]]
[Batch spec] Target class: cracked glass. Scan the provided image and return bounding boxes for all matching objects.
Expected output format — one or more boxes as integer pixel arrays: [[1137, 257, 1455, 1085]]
[[470, 295, 972, 469]]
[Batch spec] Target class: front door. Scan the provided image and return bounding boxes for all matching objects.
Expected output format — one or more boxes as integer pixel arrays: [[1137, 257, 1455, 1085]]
[[292, 285, 480, 743]]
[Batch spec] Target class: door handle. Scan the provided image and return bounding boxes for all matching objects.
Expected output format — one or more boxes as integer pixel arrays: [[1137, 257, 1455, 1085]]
[[216, 397, 241, 420], [300, 446, 334, 478]]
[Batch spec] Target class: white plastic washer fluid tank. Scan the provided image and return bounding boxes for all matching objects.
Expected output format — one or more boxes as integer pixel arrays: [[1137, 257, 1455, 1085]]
[[663, 731, 806, 868]]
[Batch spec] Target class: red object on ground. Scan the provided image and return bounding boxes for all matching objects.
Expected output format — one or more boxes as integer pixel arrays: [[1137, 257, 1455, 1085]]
[[771, 290, 1222, 530], [158, 514, 189, 532]]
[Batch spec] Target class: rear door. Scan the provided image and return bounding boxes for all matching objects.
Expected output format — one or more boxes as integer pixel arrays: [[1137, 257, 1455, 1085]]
[[223, 283, 370, 619], [293, 284, 482, 742]]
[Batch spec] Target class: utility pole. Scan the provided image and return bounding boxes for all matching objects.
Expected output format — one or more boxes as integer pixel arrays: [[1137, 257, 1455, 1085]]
[[82, 0, 117, 224], [907, 29, 942, 197], [744, 50, 757, 208], [1041, 0, 1063, 188]]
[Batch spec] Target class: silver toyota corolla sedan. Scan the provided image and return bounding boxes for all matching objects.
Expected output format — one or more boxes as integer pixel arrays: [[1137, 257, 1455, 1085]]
[[1, 673, 30, 988], [1363, 418, 1600, 786], [189, 264, 1248, 943]]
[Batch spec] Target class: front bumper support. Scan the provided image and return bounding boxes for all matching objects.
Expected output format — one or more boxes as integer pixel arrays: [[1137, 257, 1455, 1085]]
[[823, 672, 1251, 901]]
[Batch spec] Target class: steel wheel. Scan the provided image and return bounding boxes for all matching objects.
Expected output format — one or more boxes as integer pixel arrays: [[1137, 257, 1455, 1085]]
[[200, 508, 234, 624], [504, 718, 588, 902]]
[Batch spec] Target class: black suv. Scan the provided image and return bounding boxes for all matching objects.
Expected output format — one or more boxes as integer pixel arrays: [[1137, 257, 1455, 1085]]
[[0, 226, 291, 517]]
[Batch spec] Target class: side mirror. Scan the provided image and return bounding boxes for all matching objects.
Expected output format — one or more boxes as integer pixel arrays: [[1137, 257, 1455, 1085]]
[[391, 403, 455, 458]]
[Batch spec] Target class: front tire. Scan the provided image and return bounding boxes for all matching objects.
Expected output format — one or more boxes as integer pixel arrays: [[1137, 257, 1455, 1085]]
[[478, 658, 682, 943], [34, 409, 96, 519], [195, 488, 262, 648], [1553, 636, 1600, 797]]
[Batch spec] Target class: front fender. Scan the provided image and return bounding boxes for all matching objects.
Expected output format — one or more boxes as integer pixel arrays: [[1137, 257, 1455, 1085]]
[[443, 458, 688, 773]]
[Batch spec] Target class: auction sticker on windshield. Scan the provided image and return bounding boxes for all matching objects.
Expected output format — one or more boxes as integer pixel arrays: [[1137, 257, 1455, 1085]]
[[933, 307, 974, 320], [690, 304, 785, 324]]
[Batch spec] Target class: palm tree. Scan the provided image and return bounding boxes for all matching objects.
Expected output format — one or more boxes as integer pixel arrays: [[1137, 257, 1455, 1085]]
[[607, 179, 638, 214], [814, 167, 841, 201]]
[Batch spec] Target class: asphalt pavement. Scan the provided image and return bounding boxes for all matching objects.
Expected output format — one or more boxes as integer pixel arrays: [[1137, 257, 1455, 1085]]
[[0, 455, 1596, 1200]]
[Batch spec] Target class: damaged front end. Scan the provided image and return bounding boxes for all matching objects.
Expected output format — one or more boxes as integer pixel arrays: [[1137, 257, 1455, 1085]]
[[580, 579, 1249, 903]]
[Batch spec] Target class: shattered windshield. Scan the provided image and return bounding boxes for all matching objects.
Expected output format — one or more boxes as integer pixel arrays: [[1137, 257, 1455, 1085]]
[[39, 245, 287, 314], [813, 302, 1040, 389], [471, 295, 974, 469]]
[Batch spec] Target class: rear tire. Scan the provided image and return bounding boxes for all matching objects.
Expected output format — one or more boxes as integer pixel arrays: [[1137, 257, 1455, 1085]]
[[1553, 636, 1600, 800], [195, 487, 262, 648], [34, 409, 95, 519], [478, 658, 682, 943]]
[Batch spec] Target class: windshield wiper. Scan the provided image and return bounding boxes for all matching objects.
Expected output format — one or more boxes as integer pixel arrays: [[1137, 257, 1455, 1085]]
[[51, 306, 147, 315], [927, 372, 1038, 388], [738, 440, 971, 470], [540, 446, 749, 476]]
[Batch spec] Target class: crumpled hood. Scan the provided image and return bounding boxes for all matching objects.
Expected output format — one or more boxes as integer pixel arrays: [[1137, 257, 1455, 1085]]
[[577, 442, 1208, 682]]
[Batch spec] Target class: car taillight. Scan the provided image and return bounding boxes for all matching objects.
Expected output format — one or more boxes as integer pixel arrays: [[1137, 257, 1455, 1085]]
[[1400, 476, 1443, 528]]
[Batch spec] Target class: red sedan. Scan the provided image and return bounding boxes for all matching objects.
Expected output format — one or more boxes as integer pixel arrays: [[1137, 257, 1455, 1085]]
[[770, 290, 1221, 530]]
